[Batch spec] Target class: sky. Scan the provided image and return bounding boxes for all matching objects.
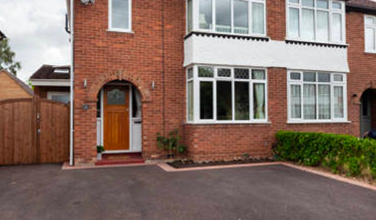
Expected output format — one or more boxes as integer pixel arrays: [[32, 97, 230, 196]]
[[0, 0, 70, 82]]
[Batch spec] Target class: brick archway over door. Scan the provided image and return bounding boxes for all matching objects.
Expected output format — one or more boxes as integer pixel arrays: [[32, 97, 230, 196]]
[[87, 69, 152, 103]]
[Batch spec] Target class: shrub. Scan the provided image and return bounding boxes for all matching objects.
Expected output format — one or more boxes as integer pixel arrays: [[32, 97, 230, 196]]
[[275, 131, 376, 179], [157, 130, 187, 158]]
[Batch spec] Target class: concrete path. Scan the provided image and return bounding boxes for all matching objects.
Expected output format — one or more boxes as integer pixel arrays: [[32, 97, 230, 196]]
[[0, 164, 375, 220]]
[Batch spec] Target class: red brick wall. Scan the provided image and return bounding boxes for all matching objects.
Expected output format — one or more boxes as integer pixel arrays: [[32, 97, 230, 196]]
[[73, 0, 184, 164]]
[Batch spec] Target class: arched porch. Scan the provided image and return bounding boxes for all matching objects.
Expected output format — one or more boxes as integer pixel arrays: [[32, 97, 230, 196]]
[[360, 89, 376, 136]]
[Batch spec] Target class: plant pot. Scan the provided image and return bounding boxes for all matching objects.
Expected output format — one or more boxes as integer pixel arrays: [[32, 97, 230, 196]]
[[97, 153, 102, 161]]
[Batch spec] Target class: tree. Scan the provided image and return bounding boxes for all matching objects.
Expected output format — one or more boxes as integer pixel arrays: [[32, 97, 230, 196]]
[[0, 38, 21, 75]]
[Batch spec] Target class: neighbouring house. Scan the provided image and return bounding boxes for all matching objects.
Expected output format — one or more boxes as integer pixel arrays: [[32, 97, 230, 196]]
[[30, 65, 70, 104], [0, 69, 33, 101], [65, 0, 376, 165]]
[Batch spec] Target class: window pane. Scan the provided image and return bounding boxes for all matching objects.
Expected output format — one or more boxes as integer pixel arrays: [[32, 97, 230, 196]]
[[332, 13, 342, 42], [289, 0, 299, 4], [332, 2, 342, 10], [252, 69, 266, 80], [235, 82, 250, 120], [290, 72, 301, 80], [366, 17, 376, 26], [107, 89, 126, 105], [112, 0, 129, 30], [51, 95, 70, 104], [291, 85, 302, 119], [303, 84, 316, 119], [318, 85, 330, 119], [198, 66, 214, 77], [218, 68, 231, 77], [333, 74, 343, 82], [303, 72, 316, 82], [317, 11, 329, 42], [365, 28, 376, 51], [199, 0, 213, 30], [200, 82, 213, 119], [217, 81, 232, 120], [235, 68, 250, 79], [302, 9, 315, 40], [254, 83, 266, 119], [302, 0, 314, 7], [318, 73, 330, 82], [252, 2, 265, 35], [216, 0, 231, 33], [289, 8, 300, 38], [317, 0, 328, 9], [234, 0, 249, 34], [187, 68, 193, 79], [188, 81, 194, 121], [334, 86, 344, 118], [187, 0, 193, 32]]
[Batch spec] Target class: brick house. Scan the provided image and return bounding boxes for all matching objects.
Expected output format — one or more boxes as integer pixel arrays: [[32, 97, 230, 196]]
[[30, 65, 71, 103], [66, 0, 376, 165]]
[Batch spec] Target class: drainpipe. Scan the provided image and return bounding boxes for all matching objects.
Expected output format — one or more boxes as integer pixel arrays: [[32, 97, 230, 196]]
[[69, 0, 75, 166]]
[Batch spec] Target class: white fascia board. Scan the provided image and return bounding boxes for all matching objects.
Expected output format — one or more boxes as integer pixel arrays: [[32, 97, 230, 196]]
[[31, 79, 71, 87]]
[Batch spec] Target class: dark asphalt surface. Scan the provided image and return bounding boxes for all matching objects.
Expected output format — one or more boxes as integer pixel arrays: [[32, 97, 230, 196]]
[[0, 164, 376, 220]]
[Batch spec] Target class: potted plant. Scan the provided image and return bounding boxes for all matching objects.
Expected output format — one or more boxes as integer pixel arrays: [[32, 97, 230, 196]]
[[97, 145, 105, 160]]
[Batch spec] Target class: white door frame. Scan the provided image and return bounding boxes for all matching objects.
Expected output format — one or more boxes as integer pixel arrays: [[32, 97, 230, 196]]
[[100, 83, 141, 154]]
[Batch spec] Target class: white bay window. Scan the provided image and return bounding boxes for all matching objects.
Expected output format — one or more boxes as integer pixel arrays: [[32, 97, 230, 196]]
[[188, 0, 266, 36], [288, 71, 347, 123], [187, 66, 267, 123], [287, 0, 345, 44], [365, 15, 376, 53]]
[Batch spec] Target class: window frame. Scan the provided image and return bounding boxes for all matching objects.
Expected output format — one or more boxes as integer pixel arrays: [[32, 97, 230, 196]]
[[287, 70, 348, 124], [186, 65, 268, 124], [365, 15, 376, 53], [108, 0, 132, 33], [47, 91, 71, 104], [286, 0, 346, 44], [187, 0, 267, 37]]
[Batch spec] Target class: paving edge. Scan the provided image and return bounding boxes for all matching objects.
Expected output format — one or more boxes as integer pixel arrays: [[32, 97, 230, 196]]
[[280, 162, 376, 192], [157, 162, 279, 172], [61, 162, 154, 170]]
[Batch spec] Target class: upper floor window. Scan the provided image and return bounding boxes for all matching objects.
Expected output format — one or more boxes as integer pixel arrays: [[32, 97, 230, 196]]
[[187, 0, 266, 36], [365, 15, 376, 53], [287, 0, 345, 44], [109, 0, 132, 32]]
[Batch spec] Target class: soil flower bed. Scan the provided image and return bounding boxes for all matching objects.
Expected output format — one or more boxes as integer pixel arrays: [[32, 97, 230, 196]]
[[168, 158, 275, 169]]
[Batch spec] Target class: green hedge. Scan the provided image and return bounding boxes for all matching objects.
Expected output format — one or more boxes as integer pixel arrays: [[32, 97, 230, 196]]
[[275, 131, 376, 178]]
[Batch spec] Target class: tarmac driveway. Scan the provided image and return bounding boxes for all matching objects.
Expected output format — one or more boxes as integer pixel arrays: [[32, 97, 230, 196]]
[[0, 164, 376, 220]]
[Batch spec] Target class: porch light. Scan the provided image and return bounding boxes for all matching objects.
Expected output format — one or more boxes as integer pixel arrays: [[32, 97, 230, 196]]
[[81, 0, 95, 5]]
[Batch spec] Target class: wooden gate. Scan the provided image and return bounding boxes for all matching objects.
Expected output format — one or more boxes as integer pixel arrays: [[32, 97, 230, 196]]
[[0, 98, 69, 165]]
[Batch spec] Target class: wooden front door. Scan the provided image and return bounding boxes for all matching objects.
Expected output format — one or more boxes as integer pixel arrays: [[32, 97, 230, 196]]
[[104, 85, 130, 151]]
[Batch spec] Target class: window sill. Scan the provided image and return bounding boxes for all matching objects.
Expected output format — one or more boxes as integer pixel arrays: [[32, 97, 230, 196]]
[[287, 120, 351, 124], [365, 50, 376, 54], [285, 38, 348, 48], [107, 29, 134, 34], [185, 121, 271, 125], [184, 31, 270, 42]]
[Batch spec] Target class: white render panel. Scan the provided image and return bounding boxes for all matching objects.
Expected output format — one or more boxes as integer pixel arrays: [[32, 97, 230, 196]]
[[184, 35, 349, 73]]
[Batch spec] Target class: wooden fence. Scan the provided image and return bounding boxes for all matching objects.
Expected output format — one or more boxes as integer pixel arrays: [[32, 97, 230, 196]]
[[0, 98, 69, 165]]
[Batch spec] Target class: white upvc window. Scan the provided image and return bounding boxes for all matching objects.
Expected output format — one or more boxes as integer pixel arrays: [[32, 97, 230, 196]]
[[286, 0, 345, 44], [187, 0, 266, 36], [47, 92, 70, 104], [365, 15, 376, 53], [109, 0, 132, 32], [287, 71, 347, 123], [186, 65, 268, 124]]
